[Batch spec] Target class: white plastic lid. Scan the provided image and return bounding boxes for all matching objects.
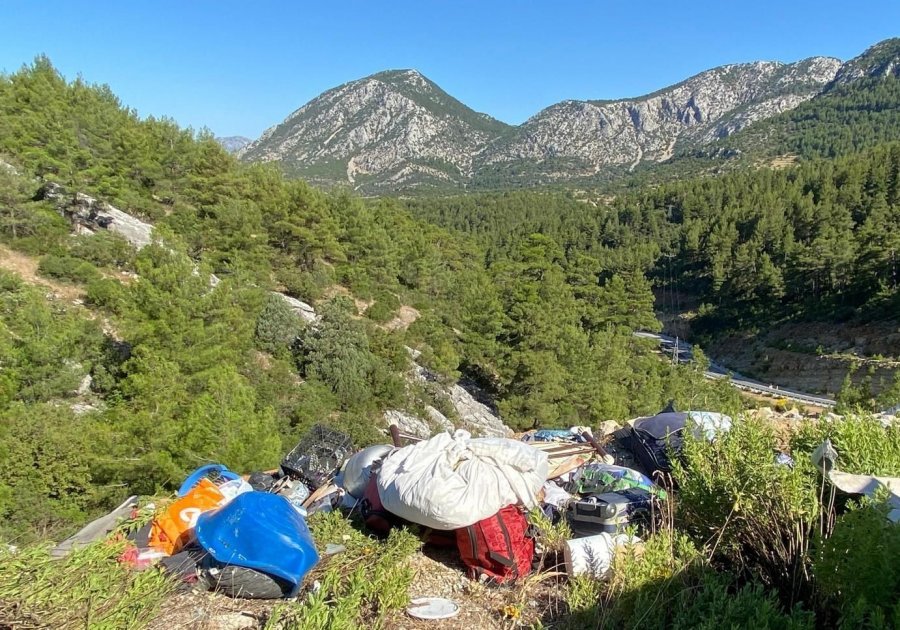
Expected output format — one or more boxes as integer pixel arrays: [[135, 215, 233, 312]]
[[407, 597, 460, 620]]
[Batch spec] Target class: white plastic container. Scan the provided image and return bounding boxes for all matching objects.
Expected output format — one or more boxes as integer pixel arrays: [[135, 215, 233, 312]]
[[563, 533, 638, 578]]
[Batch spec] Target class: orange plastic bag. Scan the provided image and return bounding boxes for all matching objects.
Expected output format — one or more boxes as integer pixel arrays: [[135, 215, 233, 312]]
[[149, 478, 225, 555]]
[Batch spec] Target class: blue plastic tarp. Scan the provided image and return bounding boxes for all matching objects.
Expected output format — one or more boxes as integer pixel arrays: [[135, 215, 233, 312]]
[[195, 491, 319, 595]]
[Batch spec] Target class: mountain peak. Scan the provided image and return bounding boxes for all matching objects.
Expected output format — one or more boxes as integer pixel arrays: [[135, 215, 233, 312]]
[[370, 68, 426, 82], [237, 69, 511, 190], [216, 136, 252, 154]]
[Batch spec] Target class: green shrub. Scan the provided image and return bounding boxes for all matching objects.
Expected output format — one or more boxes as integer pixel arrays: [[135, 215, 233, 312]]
[[85, 277, 128, 312], [562, 529, 811, 629], [37, 254, 102, 284], [266, 510, 421, 629], [254, 292, 305, 357], [670, 577, 814, 630], [596, 530, 706, 629], [365, 291, 400, 323], [674, 417, 820, 603], [0, 403, 101, 541], [814, 501, 900, 628], [69, 231, 135, 269], [294, 299, 400, 410], [0, 283, 104, 403], [275, 262, 334, 303], [0, 538, 174, 628], [791, 415, 900, 477]]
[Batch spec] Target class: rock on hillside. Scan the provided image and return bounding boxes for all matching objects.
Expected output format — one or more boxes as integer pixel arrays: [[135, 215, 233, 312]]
[[386, 350, 513, 439], [237, 69, 511, 191], [37, 182, 154, 249]]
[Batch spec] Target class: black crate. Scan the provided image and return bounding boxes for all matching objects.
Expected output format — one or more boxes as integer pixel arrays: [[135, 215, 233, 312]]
[[281, 424, 354, 488]]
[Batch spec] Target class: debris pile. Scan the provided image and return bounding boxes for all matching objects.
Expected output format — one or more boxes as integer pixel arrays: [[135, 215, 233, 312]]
[[47, 404, 899, 623]]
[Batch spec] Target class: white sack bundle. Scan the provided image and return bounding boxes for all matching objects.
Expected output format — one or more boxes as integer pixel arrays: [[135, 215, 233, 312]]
[[377, 430, 549, 530]]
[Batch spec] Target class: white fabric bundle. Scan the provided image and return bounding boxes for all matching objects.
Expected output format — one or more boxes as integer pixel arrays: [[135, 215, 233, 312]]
[[377, 430, 549, 530]]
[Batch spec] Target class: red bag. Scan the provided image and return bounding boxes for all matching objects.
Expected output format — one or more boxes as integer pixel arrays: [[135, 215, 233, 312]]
[[359, 477, 457, 546], [360, 476, 400, 537], [456, 505, 534, 583]]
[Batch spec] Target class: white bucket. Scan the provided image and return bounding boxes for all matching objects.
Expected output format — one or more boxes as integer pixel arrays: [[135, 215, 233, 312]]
[[563, 533, 638, 578]]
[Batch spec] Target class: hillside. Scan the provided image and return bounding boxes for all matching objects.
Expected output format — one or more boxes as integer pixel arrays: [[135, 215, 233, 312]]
[[668, 38, 900, 175], [405, 143, 900, 402], [1, 46, 899, 630], [471, 57, 840, 188], [0, 58, 741, 544]]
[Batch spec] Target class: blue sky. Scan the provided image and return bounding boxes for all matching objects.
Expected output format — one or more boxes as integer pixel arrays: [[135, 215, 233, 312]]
[[2, 1, 898, 138]]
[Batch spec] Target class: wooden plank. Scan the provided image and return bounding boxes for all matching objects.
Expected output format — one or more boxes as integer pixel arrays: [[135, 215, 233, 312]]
[[548, 454, 591, 479]]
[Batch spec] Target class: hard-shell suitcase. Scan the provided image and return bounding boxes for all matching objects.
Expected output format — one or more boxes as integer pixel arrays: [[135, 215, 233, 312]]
[[566, 488, 656, 536]]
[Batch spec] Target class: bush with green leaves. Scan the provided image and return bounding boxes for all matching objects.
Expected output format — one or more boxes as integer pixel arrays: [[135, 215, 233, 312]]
[[37, 254, 102, 284], [791, 414, 900, 477], [673, 417, 821, 604], [254, 292, 306, 357], [85, 276, 128, 313], [0, 275, 104, 404], [294, 298, 403, 410], [266, 510, 421, 630], [69, 231, 135, 269], [0, 403, 102, 541], [813, 501, 900, 628], [364, 291, 400, 323], [562, 529, 814, 629], [0, 537, 173, 628]]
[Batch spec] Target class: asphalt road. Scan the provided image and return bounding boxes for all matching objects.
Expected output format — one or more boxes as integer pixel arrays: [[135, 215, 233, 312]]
[[634, 331, 837, 408]]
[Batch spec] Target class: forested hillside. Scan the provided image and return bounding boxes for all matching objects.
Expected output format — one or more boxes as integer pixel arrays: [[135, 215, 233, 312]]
[[0, 59, 738, 541], [409, 143, 900, 327]]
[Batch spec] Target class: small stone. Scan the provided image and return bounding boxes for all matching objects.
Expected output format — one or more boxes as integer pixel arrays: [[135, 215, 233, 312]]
[[597, 420, 620, 437], [208, 612, 257, 630], [76, 374, 92, 396]]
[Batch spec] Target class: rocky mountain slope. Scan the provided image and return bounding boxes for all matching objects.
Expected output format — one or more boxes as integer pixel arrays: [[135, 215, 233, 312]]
[[831, 37, 900, 84], [476, 57, 840, 181], [237, 70, 511, 191]]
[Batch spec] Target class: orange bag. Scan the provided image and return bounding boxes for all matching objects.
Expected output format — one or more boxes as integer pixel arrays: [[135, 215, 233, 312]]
[[149, 478, 225, 555]]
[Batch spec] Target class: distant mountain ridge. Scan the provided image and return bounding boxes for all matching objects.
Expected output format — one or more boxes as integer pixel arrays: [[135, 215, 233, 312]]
[[216, 136, 252, 153], [237, 38, 900, 192]]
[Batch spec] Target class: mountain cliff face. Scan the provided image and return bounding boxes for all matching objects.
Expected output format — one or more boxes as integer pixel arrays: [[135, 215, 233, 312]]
[[237, 39, 898, 192]]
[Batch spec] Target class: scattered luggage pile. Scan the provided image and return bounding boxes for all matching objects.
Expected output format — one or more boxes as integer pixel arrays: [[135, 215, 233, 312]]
[[53, 407, 736, 600]]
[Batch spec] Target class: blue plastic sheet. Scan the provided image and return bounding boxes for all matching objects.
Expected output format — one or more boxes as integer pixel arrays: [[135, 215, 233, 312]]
[[195, 491, 319, 595]]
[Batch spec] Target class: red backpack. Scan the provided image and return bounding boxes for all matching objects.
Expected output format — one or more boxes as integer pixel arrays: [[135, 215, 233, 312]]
[[456, 505, 534, 583]]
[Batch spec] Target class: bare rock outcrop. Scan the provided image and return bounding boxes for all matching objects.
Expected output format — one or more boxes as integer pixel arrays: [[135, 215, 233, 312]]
[[37, 182, 154, 249]]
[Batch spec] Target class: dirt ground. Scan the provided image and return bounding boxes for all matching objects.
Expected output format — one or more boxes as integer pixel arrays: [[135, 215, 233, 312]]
[[383, 305, 421, 332], [148, 546, 568, 630], [0, 243, 84, 301]]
